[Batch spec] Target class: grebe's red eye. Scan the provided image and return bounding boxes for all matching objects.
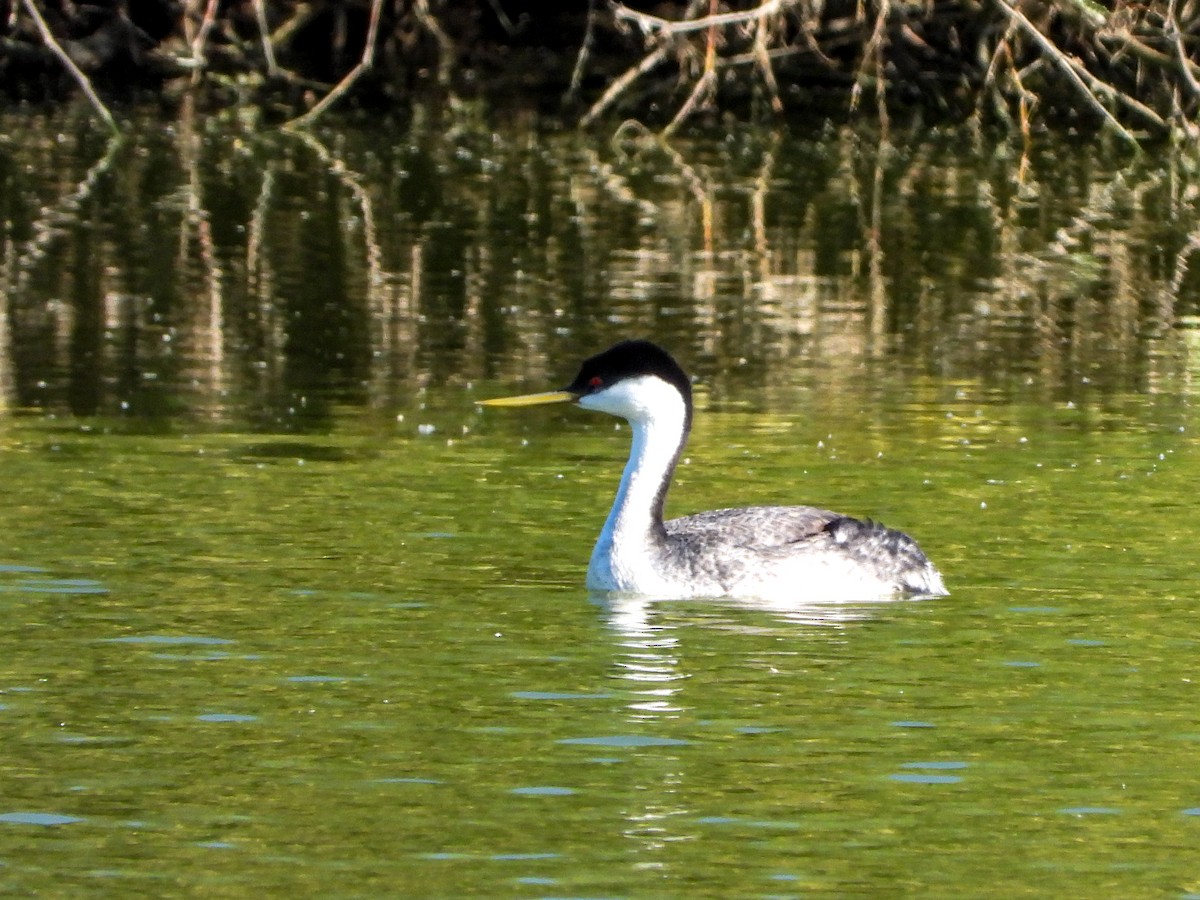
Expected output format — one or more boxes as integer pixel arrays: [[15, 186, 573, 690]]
[[589, 376, 603, 388]]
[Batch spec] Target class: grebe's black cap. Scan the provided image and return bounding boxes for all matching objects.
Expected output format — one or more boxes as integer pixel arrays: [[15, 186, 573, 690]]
[[564, 340, 692, 405]]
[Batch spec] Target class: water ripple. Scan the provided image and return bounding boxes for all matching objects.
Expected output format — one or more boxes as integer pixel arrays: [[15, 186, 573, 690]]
[[511, 786, 576, 796], [890, 773, 963, 784], [2, 579, 107, 595], [558, 735, 690, 748], [0, 812, 84, 826], [103, 635, 234, 645]]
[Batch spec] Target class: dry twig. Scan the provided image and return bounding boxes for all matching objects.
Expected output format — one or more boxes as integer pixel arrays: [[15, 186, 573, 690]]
[[614, 0, 789, 36], [752, 11, 784, 113], [992, 0, 1159, 142], [581, 45, 672, 127], [283, 0, 385, 129], [252, 0, 279, 77], [20, 0, 119, 134], [593, 0, 781, 131], [414, 0, 456, 88], [663, 68, 717, 137], [190, 0, 219, 70], [1167, 0, 1200, 99], [566, 0, 600, 102]]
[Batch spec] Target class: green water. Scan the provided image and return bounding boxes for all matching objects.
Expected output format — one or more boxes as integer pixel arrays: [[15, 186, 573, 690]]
[[2, 108, 1200, 896]]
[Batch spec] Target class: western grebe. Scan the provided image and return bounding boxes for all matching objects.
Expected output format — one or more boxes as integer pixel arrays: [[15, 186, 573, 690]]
[[480, 340, 946, 601]]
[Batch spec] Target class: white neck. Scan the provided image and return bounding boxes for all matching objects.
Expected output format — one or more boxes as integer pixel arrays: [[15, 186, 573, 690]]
[[582, 376, 689, 591]]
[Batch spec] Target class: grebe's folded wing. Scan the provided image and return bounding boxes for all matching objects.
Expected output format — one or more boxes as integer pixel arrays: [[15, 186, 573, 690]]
[[664, 505, 842, 549]]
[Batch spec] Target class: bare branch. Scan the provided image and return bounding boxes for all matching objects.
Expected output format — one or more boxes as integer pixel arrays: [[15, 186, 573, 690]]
[[270, 2, 320, 51], [581, 0, 712, 129], [992, 0, 1147, 143], [191, 0, 219, 69], [414, 0, 456, 87], [580, 45, 671, 127], [752, 12, 784, 112], [613, 0, 790, 36], [20, 0, 119, 134], [252, 0, 279, 77], [283, 0, 385, 130], [662, 68, 716, 137], [1167, 0, 1200, 99], [566, 0, 600, 102]]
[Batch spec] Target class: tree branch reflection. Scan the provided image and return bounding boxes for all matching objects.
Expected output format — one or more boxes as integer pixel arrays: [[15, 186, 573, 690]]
[[0, 112, 1196, 424]]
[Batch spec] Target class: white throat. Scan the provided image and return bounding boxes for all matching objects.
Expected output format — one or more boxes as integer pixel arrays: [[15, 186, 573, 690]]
[[582, 375, 689, 592]]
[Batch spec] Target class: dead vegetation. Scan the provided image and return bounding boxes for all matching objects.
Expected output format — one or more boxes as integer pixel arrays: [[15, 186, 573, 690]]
[[2, 1, 1200, 141]]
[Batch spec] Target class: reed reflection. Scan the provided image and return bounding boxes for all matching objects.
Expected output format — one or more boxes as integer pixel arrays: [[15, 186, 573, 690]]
[[1, 109, 1196, 425]]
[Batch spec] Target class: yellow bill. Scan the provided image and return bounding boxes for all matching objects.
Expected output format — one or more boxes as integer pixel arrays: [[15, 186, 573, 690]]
[[477, 390, 577, 408]]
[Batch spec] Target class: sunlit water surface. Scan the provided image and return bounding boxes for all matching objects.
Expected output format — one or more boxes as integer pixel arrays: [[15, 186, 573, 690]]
[[1, 107, 1200, 896]]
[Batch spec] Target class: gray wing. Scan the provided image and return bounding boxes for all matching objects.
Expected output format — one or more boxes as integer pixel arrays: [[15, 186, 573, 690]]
[[662, 506, 945, 596], [664, 505, 841, 549]]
